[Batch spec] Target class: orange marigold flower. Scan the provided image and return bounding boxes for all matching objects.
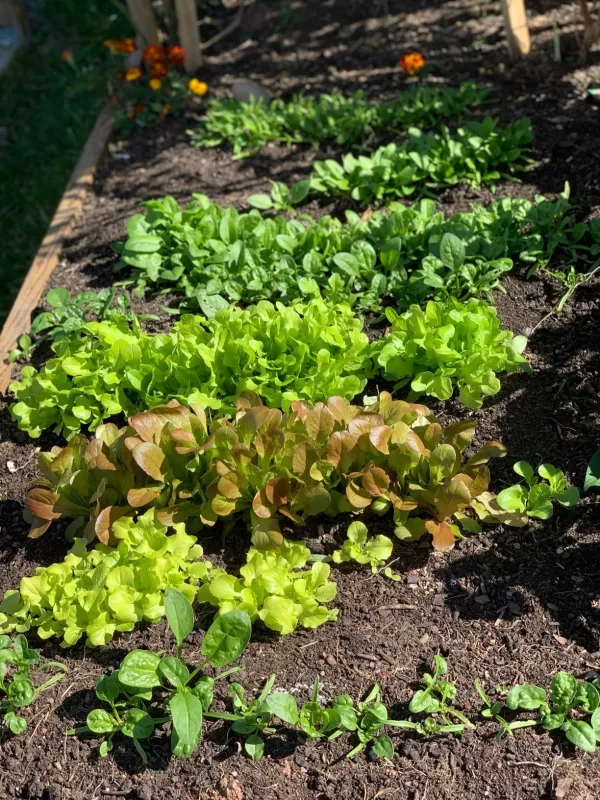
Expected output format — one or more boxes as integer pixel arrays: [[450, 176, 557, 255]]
[[399, 51, 426, 76], [188, 78, 208, 96], [104, 39, 124, 54], [143, 44, 165, 63], [150, 61, 169, 78], [122, 38, 137, 53], [124, 67, 143, 82], [134, 104, 145, 114], [60, 48, 73, 63], [149, 78, 162, 91], [166, 45, 185, 66]]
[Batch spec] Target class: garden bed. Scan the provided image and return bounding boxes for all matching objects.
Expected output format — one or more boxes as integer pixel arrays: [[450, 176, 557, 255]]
[[1, 1, 600, 799]]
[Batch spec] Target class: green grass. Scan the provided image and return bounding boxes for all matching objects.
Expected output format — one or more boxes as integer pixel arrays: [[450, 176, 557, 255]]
[[0, 0, 130, 323]]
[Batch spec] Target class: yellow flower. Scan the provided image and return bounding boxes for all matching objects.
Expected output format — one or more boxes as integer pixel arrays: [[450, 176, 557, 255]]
[[149, 78, 162, 91], [188, 78, 208, 96], [124, 67, 143, 82]]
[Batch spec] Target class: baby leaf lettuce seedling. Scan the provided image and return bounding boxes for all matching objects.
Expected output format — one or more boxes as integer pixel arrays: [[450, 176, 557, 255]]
[[205, 674, 299, 760], [331, 521, 393, 573], [68, 600, 252, 761], [497, 461, 579, 520], [504, 672, 600, 753], [0, 634, 67, 735]]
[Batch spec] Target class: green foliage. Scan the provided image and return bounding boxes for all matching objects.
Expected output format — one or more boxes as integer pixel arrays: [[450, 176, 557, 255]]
[[331, 521, 393, 573], [474, 679, 538, 738], [8, 287, 136, 363], [0, 0, 130, 321], [67, 603, 252, 761], [21, 392, 516, 551], [491, 672, 600, 753], [205, 674, 299, 760], [282, 118, 533, 207], [10, 299, 371, 438], [390, 655, 473, 736], [372, 298, 529, 409], [585, 448, 600, 491], [0, 634, 67, 735], [114, 187, 573, 314], [198, 539, 338, 635], [496, 461, 579, 520], [0, 511, 213, 646], [189, 83, 489, 157]]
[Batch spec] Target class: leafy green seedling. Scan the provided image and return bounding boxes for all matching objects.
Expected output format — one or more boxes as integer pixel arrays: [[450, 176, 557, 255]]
[[248, 179, 310, 214], [299, 677, 356, 741], [345, 684, 394, 759], [584, 448, 600, 492], [8, 287, 138, 363], [497, 461, 579, 520], [0, 634, 67, 735], [505, 672, 600, 753], [68, 600, 252, 761], [474, 678, 536, 738], [389, 656, 472, 737], [206, 674, 299, 760], [331, 522, 393, 573]]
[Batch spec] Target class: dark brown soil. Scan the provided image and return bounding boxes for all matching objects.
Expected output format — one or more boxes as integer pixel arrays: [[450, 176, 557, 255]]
[[2, 0, 600, 798]]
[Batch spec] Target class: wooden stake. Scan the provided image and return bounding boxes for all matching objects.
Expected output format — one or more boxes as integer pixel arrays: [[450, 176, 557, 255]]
[[0, 106, 113, 394], [500, 0, 531, 58], [175, 0, 202, 72], [126, 0, 160, 45]]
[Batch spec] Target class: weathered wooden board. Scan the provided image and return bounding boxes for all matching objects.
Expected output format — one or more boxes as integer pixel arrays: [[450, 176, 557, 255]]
[[500, 0, 531, 57], [0, 104, 113, 394]]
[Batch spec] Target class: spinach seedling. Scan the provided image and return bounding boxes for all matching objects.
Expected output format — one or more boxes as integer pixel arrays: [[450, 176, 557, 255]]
[[505, 672, 600, 753], [247, 179, 310, 213], [68, 596, 252, 762], [474, 678, 537, 738], [345, 684, 394, 760], [390, 656, 472, 736], [299, 677, 356, 740], [206, 674, 299, 760], [0, 634, 67, 735], [497, 461, 579, 520]]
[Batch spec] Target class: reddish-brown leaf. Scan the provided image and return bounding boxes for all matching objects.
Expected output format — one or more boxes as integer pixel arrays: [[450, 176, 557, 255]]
[[132, 442, 166, 481], [25, 489, 61, 521], [264, 477, 290, 507], [346, 480, 372, 509], [95, 506, 131, 545], [325, 431, 355, 468], [218, 472, 243, 500], [127, 487, 161, 508], [361, 466, 390, 496], [425, 519, 456, 552], [252, 489, 274, 519], [305, 404, 335, 439], [369, 425, 392, 454]]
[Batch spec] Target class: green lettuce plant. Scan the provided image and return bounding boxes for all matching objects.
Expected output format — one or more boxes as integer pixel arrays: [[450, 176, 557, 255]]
[[114, 187, 574, 315], [189, 83, 489, 157], [268, 118, 533, 207], [331, 521, 393, 573], [10, 299, 371, 438], [372, 298, 528, 408], [497, 461, 579, 519], [22, 392, 517, 552], [0, 511, 214, 646], [197, 539, 338, 634], [0, 634, 67, 735]]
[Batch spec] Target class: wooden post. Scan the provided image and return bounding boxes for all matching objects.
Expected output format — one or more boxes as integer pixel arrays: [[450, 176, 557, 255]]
[[500, 0, 531, 58], [175, 0, 202, 72], [126, 0, 160, 45]]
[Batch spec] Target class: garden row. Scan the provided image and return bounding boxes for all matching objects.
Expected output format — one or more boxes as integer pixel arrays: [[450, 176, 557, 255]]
[[2, 72, 600, 774]]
